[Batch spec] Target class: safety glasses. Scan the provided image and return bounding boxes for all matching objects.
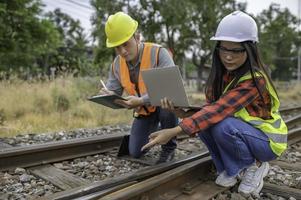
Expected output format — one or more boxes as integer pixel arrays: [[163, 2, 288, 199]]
[[217, 46, 246, 55]]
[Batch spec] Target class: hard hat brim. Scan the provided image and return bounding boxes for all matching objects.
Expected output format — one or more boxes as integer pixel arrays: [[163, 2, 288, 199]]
[[106, 21, 138, 48], [210, 36, 258, 43]]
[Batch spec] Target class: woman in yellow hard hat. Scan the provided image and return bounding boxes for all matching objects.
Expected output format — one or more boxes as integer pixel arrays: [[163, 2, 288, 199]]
[[100, 12, 178, 164]]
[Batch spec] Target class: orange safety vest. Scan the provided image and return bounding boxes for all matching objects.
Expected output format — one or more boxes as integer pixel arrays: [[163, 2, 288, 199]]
[[112, 42, 161, 116]]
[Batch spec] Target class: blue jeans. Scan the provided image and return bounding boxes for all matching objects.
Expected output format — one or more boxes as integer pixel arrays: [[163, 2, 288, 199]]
[[129, 107, 178, 158], [198, 117, 277, 177]]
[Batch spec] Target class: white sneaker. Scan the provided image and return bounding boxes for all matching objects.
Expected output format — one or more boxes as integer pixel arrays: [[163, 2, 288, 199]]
[[215, 171, 237, 187], [238, 162, 269, 196]]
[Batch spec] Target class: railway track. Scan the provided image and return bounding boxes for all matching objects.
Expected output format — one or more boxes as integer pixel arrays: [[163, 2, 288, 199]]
[[1, 106, 300, 171], [1, 105, 301, 199], [76, 126, 301, 200], [279, 105, 301, 116]]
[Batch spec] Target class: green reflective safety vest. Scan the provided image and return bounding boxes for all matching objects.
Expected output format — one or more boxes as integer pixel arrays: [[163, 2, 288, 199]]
[[223, 73, 288, 156]]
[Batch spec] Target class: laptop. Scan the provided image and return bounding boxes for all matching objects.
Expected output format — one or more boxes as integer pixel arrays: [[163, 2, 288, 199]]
[[141, 66, 202, 109]]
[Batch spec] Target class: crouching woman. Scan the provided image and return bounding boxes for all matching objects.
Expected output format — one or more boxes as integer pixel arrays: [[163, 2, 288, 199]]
[[142, 11, 287, 197]]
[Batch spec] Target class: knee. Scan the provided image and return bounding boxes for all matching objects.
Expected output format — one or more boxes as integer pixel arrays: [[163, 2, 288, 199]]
[[197, 130, 211, 141], [211, 117, 237, 141]]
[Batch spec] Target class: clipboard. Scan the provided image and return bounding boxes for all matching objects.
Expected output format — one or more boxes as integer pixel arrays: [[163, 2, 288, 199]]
[[87, 94, 126, 109]]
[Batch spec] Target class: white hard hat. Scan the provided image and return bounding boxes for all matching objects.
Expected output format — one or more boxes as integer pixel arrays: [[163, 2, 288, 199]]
[[210, 11, 258, 43]]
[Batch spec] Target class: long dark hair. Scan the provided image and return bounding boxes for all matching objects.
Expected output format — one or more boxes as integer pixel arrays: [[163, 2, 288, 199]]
[[205, 41, 277, 103]]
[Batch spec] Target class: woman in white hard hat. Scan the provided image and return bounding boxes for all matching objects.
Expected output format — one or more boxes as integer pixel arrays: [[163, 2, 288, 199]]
[[142, 11, 287, 197], [100, 12, 178, 164]]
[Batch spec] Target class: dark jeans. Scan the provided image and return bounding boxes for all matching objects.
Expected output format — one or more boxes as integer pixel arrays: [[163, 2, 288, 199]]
[[198, 117, 277, 177], [129, 107, 178, 158]]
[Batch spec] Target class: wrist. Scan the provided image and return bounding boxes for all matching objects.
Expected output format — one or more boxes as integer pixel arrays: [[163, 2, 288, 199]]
[[139, 97, 145, 106], [171, 126, 183, 137]]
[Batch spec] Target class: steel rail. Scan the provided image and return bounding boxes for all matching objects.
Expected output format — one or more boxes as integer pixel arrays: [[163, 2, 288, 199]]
[[0, 133, 125, 171], [95, 127, 301, 200], [1, 108, 300, 171], [279, 105, 301, 115], [288, 126, 301, 145], [285, 113, 301, 129], [38, 152, 210, 200], [98, 157, 224, 200]]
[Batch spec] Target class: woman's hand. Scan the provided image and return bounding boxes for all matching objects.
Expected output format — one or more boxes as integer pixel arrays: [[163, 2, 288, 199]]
[[141, 126, 183, 151], [161, 97, 187, 118], [115, 95, 144, 109]]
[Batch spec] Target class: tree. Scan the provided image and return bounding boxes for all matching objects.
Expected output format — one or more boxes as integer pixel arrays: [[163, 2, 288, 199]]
[[0, 0, 61, 77], [46, 8, 92, 76], [136, 0, 195, 67], [187, 0, 246, 91], [257, 3, 300, 81], [134, 0, 245, 91], [90, 0, 125, 75]]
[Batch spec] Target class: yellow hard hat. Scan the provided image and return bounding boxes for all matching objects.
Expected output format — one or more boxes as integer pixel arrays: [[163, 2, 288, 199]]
[[105, 12, 138, 48]]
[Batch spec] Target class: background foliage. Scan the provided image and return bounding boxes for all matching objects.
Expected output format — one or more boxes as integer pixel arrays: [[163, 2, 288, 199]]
[[0, 0, 301, 136], [0, 0, 300, 82]]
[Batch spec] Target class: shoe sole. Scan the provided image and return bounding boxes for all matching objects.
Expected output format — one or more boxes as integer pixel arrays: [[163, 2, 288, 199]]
[[215, 179, 237, 187]]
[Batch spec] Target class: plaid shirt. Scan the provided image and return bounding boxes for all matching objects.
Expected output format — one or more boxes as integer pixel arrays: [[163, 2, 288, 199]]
[[179, 73, 272, 135]]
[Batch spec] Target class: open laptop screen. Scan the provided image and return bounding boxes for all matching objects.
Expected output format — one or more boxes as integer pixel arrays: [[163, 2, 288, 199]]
[[141, 66, 191, 107]]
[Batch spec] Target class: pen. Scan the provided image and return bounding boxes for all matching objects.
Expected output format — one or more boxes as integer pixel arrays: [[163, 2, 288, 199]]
[[100, 79, 108, 90]]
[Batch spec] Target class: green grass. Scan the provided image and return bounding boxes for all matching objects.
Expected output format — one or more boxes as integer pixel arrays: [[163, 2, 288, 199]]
[[0, 77, 300, 138], [0, 77, 132, 137]]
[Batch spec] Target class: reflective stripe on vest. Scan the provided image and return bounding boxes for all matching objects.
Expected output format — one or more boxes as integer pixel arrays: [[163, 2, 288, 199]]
[[223, 72, 288, 156], [112, 43, 160, 116]]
